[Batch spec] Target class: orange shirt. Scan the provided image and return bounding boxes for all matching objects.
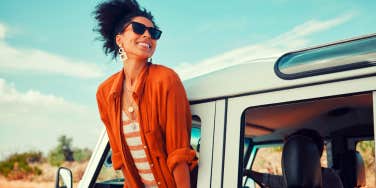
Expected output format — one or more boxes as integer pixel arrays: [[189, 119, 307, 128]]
[[96, 63, 197, 188]]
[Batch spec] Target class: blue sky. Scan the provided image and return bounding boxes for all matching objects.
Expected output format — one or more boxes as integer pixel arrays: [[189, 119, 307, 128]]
[[0, 0, 375, 159]]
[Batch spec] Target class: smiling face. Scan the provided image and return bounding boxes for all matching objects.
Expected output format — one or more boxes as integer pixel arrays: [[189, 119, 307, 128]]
[[116, 16, 157, 61]]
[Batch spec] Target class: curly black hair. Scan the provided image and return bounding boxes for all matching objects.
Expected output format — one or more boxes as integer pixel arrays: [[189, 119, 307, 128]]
[[93, 0, 158, 59]]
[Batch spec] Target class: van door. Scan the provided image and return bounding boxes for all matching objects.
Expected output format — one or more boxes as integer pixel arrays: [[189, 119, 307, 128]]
[[190, 102, 215, 188], [222, 76, 376, 188], [211, 99, 227, 188]]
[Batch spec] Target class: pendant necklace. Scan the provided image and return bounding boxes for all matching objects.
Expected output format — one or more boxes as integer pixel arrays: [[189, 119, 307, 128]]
[[124, 81, 137, 130], [128, 105, 134, 113], [126, 94, 137, 130]]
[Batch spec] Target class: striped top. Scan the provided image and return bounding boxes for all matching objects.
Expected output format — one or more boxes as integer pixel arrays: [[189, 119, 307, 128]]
[[122, 109, 158, 187]]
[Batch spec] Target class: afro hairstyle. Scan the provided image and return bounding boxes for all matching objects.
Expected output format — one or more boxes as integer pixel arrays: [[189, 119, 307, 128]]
[[93, 0, 158, 59]]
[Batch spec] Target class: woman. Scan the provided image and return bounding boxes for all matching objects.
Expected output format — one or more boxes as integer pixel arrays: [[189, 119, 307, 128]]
[[93, 0, 197, 188]]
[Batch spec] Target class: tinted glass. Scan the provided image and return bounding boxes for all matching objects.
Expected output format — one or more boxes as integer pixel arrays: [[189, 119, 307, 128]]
[[276, 34, 376, 79]]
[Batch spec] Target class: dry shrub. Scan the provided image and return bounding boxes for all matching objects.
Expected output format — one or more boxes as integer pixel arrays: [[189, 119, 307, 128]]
[[31, 163, 58, 182], [30, 161, 89, 183], [0, 152, 43, 180], [59, 161, 89, 182]]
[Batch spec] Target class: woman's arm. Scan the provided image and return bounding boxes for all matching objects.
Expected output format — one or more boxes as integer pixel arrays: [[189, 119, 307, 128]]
[[162, 73, 195, 187], [96, 86, 123, 170], [173, 162, 191, 188]]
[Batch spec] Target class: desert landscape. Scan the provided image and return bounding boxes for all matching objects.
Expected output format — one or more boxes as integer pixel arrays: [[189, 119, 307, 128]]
[[0, 140, 374, 188], [0, 161, 86, 188]]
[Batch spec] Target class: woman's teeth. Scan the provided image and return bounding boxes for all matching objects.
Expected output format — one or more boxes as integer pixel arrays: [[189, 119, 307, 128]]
[[137, 42, 151, 48]]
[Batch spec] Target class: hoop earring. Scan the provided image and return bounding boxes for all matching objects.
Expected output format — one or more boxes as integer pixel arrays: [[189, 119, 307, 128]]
[[118, 47, 127, 61]]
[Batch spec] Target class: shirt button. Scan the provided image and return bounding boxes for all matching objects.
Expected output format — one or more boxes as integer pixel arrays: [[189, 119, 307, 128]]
[[144, 145, 147, 149], [157, 182, 161, 185], [150, 163, 154, 167]]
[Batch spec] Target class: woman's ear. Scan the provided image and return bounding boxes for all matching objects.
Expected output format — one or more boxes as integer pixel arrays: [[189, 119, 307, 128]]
[[115, 34, 122, 48]]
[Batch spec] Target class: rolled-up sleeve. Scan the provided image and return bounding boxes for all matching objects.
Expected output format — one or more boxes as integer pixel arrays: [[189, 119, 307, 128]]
[[165, 79, 196, 172], [96, 88, 123, 170]]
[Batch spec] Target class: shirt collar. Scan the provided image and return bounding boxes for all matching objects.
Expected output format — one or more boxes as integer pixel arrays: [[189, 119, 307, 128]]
[[109, 62, 150, 99]]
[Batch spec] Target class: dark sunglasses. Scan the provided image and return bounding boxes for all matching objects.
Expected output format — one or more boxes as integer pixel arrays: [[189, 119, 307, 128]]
[[128, 22, 162, 40]]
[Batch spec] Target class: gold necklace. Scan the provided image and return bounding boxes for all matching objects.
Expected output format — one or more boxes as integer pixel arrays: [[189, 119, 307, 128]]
[[123, 82, 137, 130], [125, 84, 136, 113], [126, 96, 135, 113]]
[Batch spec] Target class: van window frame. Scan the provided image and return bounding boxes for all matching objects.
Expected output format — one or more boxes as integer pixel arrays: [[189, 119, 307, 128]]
[[89, 143, 111, 187], [238, 91, 374, 187]]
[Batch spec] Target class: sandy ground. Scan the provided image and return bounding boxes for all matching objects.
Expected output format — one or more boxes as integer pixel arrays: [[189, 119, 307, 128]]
[[0, 161, 87, 188], [0, 177, 79, 188], [0, 179, 54, 188]]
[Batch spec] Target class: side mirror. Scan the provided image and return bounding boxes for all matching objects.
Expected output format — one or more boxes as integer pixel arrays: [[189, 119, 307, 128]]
[[55, 167, 73, 188]]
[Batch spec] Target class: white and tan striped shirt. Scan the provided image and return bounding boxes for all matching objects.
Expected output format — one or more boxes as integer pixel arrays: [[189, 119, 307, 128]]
[[122, 110, 158, 187]]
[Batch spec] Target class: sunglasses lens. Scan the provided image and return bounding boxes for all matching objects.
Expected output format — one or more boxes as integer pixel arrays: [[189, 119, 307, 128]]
[[131, 22, 162, 40], [132, 22, 146, 35], [149, 28, 162, 40]]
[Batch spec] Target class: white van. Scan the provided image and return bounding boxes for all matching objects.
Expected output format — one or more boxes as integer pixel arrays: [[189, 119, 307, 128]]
[[56, 33, 376, 188]]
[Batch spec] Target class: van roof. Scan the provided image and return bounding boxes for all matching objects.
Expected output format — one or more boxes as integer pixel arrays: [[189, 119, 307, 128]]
[[183, 53, 376, 103], [183, 34, 376, 103]]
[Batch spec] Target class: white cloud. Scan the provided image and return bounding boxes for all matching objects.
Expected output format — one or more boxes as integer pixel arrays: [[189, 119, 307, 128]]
[[175, 14, 354, 80], [271, 13, 354, 49], [0, 78, 102, 158], [0, 23, 104, 79], [0, 78, 86, 116]]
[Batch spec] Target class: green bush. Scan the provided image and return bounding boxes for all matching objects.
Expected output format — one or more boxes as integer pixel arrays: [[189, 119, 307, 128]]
[[57, 135, 74, 161], [48, 135, 74, 166], [272, 146, 283, 152], [48, 135, 92, 165], [0, 151, 43, 179], [356, 140, 375, 168], [47, 149, 65, 166], [73, 148, 92, 163]]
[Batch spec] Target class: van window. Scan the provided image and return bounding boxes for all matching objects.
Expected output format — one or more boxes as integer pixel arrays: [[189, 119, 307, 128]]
[[356, 140, 375, 187], [275, 34, 376, 79], [245, 144, 329, 187], [241, 93, 374, 188], [95, 148, 124, 187], [252, 145, 283, 176], [191, 115, 201, 157], [93, 116, 201, 186]]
